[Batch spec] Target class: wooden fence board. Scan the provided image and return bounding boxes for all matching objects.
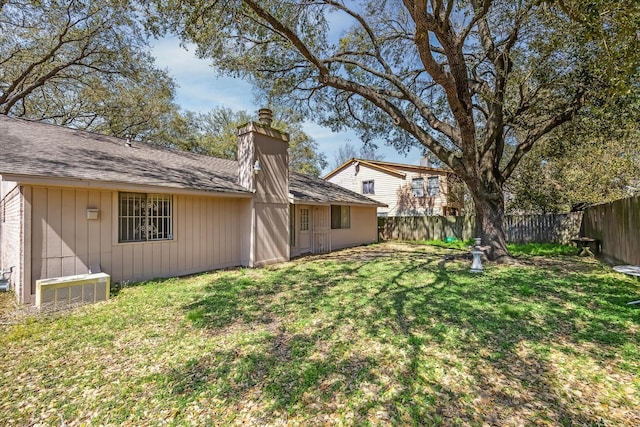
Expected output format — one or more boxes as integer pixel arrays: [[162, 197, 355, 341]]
[[379, 212, 582, 244], [582, 196, 640, 265], [379, 197, 638, 265]]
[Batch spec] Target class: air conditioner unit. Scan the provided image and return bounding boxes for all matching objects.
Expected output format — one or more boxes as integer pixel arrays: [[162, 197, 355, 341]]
[[36, 272, 110, 309]]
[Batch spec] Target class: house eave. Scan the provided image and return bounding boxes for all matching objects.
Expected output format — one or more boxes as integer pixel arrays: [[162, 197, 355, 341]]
[[323, 158, 454, 180], [323, 158, 407, 180], [1, 173, 254, 198], [288, 194, 387, 208]]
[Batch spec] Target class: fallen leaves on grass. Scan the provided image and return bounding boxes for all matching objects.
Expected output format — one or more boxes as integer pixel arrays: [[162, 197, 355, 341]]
[[0, 242, 638, 426]]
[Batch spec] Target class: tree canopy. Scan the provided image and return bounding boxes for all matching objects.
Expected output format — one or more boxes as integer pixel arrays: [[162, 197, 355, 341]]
[[148, 0, 640, 259], [166, 107, 328, 176], [332, 142, 385, 170], [0, 0, 179, 141], [507, 95, 640, 213], [0, 0, 328, 175]]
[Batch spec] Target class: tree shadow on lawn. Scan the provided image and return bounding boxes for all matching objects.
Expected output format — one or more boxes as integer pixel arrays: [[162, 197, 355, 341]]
[[159, 324, 379, 422], [373, 263, 639, 422], [162, 244, 639, 425]]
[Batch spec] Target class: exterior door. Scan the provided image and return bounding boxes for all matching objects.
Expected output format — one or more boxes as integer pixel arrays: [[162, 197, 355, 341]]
[[312, 206, 331, 254], [298, 206, 312, 254]]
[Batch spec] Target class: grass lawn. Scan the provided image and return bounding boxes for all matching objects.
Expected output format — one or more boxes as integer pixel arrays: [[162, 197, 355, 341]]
[[1, 241, 639, 426]]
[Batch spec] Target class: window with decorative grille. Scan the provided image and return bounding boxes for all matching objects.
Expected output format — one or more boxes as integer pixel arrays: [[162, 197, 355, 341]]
[[118, 193, 173, 243], [300, 208, 310, 230]]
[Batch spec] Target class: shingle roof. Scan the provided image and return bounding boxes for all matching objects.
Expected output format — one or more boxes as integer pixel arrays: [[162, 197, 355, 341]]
[[0, 115, 250, 194], [0, 116, 382, 206], [289, 172, 385, 206]]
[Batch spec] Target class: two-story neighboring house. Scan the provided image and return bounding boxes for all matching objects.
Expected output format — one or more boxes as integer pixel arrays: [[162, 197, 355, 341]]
[[325, 158, 463, 217]]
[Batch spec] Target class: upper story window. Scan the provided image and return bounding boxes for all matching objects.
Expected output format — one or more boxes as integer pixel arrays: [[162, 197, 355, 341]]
[[331, 205, 351, 229], [412, 178, 424, 197], [119, 192, 173, 243], [362, 180, 374, 195], [427, 176, 440, 196]]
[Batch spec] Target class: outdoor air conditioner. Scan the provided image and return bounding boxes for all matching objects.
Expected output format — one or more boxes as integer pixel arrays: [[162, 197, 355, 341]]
[[36, 272, 110, 309]]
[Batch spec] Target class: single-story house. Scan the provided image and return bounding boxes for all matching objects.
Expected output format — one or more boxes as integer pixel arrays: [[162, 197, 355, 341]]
[[324, 158, 463, 217], [0, 112, 384, 304]]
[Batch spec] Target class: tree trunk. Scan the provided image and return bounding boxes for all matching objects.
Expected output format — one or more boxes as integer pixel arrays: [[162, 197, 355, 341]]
[[469, 183, 511, 262]]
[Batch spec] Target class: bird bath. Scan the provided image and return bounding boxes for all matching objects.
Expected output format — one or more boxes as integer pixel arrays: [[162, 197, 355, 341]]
[[470, 238, 484, 273]]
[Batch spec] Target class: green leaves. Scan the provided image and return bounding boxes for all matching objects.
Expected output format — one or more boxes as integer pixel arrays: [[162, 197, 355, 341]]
[[0, 0, 179, 140], [165, 106, 328, 176]]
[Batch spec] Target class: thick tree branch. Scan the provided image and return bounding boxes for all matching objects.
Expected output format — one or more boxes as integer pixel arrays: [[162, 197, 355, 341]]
[[403, 0, 475, 155], [502, 91, 586, 180], [243, 0, 329, 75], [244, 0, 462, 167], [461, 0, 492, 44], [324, 74, 460, 168], [323, 0, 393, 75], [324, 54, 461, 142]]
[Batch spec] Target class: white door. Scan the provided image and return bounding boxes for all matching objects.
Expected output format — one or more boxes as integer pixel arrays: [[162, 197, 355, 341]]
[[298, 206, 312, 254]]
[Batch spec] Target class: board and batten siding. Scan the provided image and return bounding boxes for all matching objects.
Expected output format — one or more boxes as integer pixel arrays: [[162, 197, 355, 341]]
[[327, 163, 453, 216], [289, 204, 378, 256], [28, 186, 248, 298]]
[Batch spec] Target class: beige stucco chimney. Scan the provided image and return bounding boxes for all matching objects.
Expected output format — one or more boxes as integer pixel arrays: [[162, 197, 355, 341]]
[[237, 109, 290, 267]]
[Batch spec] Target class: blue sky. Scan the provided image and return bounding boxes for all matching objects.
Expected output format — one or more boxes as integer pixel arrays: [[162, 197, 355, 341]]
[[150, 37, 423, 174]]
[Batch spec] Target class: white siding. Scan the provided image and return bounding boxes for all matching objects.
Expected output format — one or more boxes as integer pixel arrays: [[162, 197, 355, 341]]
[[327, 163, 405, 216], [327, 163, 459, 216], [0, 182, 25, 302]]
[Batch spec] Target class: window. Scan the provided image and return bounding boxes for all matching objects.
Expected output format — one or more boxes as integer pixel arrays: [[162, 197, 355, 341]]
[[331, 205, 350, 229], [119, 193, 173, 243], [427, 176, 440, 196], [412, 178, 424, 197], [362, 180, 374, 195], [300, 208, 309, 230]]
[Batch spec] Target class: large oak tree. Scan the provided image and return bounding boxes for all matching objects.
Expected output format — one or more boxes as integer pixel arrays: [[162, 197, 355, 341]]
[[0, 0, 179, 141], [149, 0, 637, 260]]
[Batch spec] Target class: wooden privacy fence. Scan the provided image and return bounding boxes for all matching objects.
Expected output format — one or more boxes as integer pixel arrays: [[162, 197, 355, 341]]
[[582, 196, 640, 265], [379, 212, 583, 244], [504, 213, 583, 244]]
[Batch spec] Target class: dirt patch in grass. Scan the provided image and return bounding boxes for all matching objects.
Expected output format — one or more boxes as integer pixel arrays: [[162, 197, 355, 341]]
[[0, 291, 15, 321]]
